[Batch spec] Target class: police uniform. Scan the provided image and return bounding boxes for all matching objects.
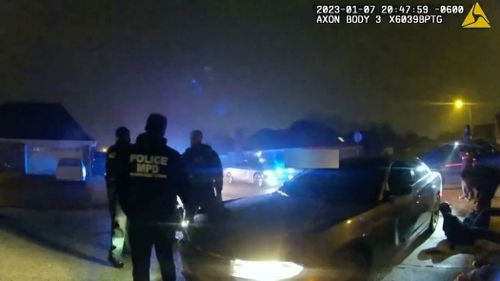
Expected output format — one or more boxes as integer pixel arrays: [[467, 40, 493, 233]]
[[182, 143, 223, 216], [119, 132, 189, 281], [105, 140, 130, 264]]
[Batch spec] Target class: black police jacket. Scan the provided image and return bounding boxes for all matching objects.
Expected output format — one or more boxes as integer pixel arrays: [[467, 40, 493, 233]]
[[118, 133, 190, 223], [182, 144, 223, 191], [105, 141, 130, 182]]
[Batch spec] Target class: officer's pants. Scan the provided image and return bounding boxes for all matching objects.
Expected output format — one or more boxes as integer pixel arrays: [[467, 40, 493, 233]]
[[106, 182, 128, 260], [128, 222, 176, 281], [187, 185, 219, 217], [475, 192, 494, 228]]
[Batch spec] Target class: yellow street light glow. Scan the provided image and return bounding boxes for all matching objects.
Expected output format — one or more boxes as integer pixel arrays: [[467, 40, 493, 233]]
[[454, 99, 464, 109]]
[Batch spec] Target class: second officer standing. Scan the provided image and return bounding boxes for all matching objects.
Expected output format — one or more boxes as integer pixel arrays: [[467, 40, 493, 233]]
[[105, 126, 130, 268], [182, 130, 223, 218]]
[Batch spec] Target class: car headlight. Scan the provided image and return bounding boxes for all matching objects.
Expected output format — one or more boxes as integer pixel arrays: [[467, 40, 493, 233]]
[[263, 170, 275, 177], [275, 167, 284, 176], [180, 219, 189, 228], [231, 259, 303, 281]]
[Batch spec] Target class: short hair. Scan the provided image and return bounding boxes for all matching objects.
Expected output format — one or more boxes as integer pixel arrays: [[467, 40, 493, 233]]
[[115, 126, 130, 138], [191, 130, 203, 138], [145, 113, 167, 135]]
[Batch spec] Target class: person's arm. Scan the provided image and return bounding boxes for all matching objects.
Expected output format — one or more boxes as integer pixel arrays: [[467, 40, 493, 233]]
[[175, 152, 191, 208], [105, 148, 114, 182], [116, 150, 131, 217], [211, 150, 224, 201]]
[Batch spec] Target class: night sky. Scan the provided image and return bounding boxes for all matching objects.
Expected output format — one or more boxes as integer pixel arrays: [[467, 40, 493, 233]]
[[0, 0, 498, 150]]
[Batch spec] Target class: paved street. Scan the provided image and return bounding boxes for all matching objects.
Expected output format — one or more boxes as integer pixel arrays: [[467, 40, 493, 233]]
[[0, 180, 275, 281], [0, 180, 491, 281]]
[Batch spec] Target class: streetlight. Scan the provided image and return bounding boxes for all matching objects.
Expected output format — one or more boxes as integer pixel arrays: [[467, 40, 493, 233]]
[[453, 99, 472, 126], [454, 99, 464, 109]]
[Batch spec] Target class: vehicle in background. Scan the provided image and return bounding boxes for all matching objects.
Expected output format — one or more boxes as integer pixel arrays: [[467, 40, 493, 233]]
[[420, 141, 500, 186], [224, 157, 298, 188], [91, 151, 106, 176], [181, 157, 442, 281], [55, 158, 87, 182]]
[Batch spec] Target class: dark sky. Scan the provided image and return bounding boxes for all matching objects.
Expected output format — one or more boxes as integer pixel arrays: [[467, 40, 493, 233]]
[[0, 0, 499, 150]]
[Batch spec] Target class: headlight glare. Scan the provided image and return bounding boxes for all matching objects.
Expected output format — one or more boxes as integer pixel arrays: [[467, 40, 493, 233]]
[[231, 259, 303, 280]]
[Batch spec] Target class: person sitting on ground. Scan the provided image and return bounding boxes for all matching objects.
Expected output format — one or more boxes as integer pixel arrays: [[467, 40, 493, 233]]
[[440, 202, 500, 249]]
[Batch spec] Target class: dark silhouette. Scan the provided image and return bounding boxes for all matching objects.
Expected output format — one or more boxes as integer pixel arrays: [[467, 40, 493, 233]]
[[105, 126, 131, 268], [182, 130, 223, 218], [439, 203, 500, 248], [118, 114, 190, 281], [462, 166, 500, 228]]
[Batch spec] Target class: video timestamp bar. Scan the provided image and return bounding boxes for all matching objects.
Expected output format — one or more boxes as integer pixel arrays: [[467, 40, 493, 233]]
[[315, 4, 472, 25]]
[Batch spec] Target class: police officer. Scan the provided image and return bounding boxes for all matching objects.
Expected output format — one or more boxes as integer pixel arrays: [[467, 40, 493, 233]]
[[459, 146, 474, 201], [182, 130, 223, 218], [105, 126, 130, 268], [118, 114, 189, 281], [461, 165, 500, 228]]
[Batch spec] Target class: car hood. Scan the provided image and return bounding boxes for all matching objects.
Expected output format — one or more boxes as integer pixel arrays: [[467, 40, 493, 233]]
[[187, 192, 366, 259]]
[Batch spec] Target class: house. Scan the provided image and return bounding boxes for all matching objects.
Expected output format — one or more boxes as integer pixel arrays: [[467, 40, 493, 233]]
[[0, 102, 95, 176]]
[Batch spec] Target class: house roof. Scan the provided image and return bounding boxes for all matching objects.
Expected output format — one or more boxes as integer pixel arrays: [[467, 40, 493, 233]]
[[0, 102, 94, 141]]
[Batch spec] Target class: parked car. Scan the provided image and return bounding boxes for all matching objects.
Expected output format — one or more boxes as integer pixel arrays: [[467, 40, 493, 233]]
[[181, 157, 442, 281], [224, 157, 297, 188], [420, 141, 500, 186], [55, 158, 87, 182]]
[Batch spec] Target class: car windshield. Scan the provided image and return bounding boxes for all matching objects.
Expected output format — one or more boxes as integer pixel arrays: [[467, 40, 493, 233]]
[[280, 158, 388, 205]]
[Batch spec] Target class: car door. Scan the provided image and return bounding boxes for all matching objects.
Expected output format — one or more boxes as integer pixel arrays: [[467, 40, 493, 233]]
[[387, 161, 419, 245], [232, 161, 246, 183], [413, 160, 442, 234], [409, 160, 435, 232], [241, 162, 254, 183]]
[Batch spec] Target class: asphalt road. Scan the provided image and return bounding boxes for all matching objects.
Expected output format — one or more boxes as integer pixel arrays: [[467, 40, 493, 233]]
[[0, 180, 481, 281]]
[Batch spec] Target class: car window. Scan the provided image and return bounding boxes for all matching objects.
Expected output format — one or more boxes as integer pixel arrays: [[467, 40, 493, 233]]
[[423, 145, 456, 163], [461, 143, 497, 156], [388, 161, 415, 194], [411, 160, 430, 183], [474, 145, 497, 155], [280, 161, 386, 205]]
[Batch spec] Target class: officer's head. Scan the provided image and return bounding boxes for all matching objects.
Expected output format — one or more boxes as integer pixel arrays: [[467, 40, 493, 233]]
[[145, 113, 167, 137], [190, 130, 203, 146], [115, 126, 130, 143]]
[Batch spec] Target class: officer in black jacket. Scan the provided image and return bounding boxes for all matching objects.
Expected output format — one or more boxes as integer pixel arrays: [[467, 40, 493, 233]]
[[118, 114, 190, 281], [182, 130, 223, 218], [105, 126, 130, 268], [461, 165, 500, 228]]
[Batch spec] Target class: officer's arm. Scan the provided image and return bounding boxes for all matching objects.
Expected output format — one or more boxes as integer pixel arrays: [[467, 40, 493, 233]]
[[175, 153, 191, 206], [212, 151, 224, 194], [105, 150, 112, 179], [115, 152, 131, 217]]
